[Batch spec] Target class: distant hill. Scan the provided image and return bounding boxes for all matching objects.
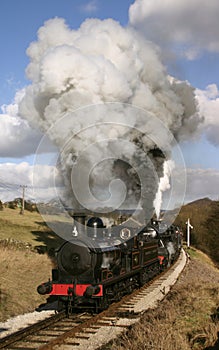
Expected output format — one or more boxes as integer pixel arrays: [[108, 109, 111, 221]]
[[183, 197, 213, 209], [174, 198, 219, 266]]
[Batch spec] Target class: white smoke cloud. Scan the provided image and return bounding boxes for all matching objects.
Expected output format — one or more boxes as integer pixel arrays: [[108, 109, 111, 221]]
[[18, 17, 200, 216], [129, 0, 219, 59], [19, 18, 198, 133], [153, 159, 174, 218]]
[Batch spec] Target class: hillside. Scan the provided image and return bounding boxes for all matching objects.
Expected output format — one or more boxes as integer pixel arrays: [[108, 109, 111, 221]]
[[105, 248, 219, 350], [0, 207, 65, 251], [174, 198, 219, 266]]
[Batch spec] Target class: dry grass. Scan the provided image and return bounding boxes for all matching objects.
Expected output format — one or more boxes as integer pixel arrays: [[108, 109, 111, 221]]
[[175, 199, 219, 267], [0, 245, 53, 321], [0, 207, 65, 249], [104, 250, 219, 350], [0, 208, 59, 321], [0, 208, 50, 245]]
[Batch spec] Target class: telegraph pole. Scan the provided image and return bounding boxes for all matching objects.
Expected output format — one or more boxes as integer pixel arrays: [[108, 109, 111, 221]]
[[20, 185, 27, 215], [186, 218, 193, 247]]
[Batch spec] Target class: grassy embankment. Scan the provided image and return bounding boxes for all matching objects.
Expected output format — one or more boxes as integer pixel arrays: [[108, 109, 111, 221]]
[[174, 198, 219, 267], [104, 247, 219, 350], [0, 208, 64, 321], [0, 207, 66, 248]]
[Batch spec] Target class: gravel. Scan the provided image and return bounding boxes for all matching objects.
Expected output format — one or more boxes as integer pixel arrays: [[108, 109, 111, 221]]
[[0, 310, 54, 338]]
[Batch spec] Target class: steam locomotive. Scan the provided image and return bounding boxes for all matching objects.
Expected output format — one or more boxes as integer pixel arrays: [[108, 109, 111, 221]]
[[37, 214, 182, 313]]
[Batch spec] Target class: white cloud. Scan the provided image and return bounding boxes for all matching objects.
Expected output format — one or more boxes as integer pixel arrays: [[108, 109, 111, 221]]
[[195, 84, 219, 146], [80, 0, 98, 14], [185, 168, 219, 202], [0, 90, 43, 158], [0, 113, 42, 157], [0, 162, 63, 202], [129, 0, 219, 59], [162, 166, 219, 208]]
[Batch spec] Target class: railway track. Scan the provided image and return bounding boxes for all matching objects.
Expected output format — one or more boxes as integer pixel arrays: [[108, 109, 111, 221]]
[[0, 249, 187, 350]]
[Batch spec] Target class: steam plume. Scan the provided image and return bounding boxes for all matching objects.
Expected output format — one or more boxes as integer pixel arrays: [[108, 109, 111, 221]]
[[19, 18, 200, 217]]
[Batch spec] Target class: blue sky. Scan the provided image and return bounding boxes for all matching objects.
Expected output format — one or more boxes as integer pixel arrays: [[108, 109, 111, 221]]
[[0, 0, 219, 207], [176, 52, 219, 89]]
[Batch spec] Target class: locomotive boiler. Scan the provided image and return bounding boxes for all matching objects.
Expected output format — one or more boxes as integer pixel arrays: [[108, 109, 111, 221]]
[[37, 214, 181, 313]]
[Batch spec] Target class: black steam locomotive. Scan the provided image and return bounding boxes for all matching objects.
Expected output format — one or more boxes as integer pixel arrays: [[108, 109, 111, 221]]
[[37, 214, 182, 313]]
